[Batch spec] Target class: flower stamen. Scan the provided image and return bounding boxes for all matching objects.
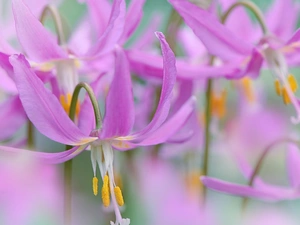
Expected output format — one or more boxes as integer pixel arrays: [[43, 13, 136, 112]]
[[102, 174, 110, 207], [114, 186, 124, 206], [93, 176, 98, 196]]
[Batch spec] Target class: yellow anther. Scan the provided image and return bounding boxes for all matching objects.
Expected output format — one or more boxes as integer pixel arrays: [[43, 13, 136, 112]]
[[241, 78, 255, 102], [211, 90, 227, 119], [102, 175, 110, 207], [288, 74, 298, 93], [93, 176, 98, 196], [282, 88, 291, 105], [59, 93, 80, 116], [274, 79, 282, 96], [114, 186, 124, 206]]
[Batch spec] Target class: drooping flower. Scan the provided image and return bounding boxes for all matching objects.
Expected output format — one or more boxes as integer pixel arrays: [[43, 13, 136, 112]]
[[3, 32, 195, 225], [201, 143, 300, 201], [168, 0, 300, 123]]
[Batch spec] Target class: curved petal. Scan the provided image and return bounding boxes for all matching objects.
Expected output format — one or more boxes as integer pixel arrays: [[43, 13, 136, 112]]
[[10, 54, 96, 146], [84, 0, 111, 37], [226, 48, 264, 79], [131, 96, 196, 146], [0, 96, 27, 141], [0, 144, 88, 164], [169, 0, 253, 61], [84, 0, 125, 58], [100, 46, 134, 139], [119, 0, 146, 44], [126, 49, 238, 80], [12, 0, 67, 62], [201, 176, 297, 201], [131, 32, 176, 137], [0, 52, 14, 79]]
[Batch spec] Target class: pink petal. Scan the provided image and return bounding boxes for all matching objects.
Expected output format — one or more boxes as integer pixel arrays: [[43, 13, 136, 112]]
[[201, 176, 297, 201], [100, 46, 135, 139], [0, 145, 87, 164], [126, 49, 238, 80], [266, 0, 300, 41], [84, 0, 125, 57], [10, 54, 96, 146], [169, 0, 253, 61], [119, 0, 146, 44], [84, 0, 111, 37], [0, 96, 27, 140], [131, 32, 176, 137], [12, 0, 67, 62], [132, 96, 196, 145], [287, 144, 300, 188]]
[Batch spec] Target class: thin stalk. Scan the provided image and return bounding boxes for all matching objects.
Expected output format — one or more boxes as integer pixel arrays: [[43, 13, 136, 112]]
[[221, 1, 268, 35], [63, 159, 72, 225], [242, 138, 299, 209], [27, 121, 34, 149], [165, 8, 183, 52], [63, 82, 102, 225], [202, 0, 268, 202], [40, 5, 66, 45], [69, 82, 102, 129], [201, 56, 215, 202]]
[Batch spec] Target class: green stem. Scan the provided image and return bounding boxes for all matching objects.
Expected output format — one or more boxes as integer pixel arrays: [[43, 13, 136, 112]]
[[63, 159, 72, 225], [165, 8, 183, 53], [69, 82, 102, 129], [242, 138, 299, 210], [63, 82, 102, 225], [27, 120, 35, 149], [201, 56, 215, 202], [202, 0, 268, 203], [221, 1, 268, 35], [40, 5, 66, 45]]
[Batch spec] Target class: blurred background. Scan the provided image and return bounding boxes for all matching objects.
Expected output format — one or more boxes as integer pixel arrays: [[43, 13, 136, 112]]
[[2, 0, 300, 224]]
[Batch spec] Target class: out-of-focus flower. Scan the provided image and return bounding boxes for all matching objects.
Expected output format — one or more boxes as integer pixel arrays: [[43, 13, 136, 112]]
[[201, 143, 300, 201], [0, 151, 62, 225], [168, 0, 300, 124], [137, 155, 213, 225]]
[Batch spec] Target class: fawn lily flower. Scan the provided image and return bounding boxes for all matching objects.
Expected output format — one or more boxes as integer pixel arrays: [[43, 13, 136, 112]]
[[169, 0, 300, 123], [12, 0, 126, 112], [6, 32, 195, 225], [201, 143, 300, 201]]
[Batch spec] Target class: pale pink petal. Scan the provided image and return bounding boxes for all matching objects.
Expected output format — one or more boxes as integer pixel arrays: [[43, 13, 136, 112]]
[[12, 0, 67, 62], [100, 46, 135, 139], [10, 54, 96, 146], [169, 0, 253, 61]]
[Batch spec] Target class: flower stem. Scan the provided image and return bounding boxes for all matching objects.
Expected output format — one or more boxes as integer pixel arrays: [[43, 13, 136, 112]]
[[165, 8, 183, 52], [63, 82, 101, 225], [221, 1, 268, 35], [27, 120, 35, 149], [201, 56, 215, 202], [242, 138, 299, 210], [69, 82, 102, 129], [40, 5, 66, 45], [63, 159, 72, 225]]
